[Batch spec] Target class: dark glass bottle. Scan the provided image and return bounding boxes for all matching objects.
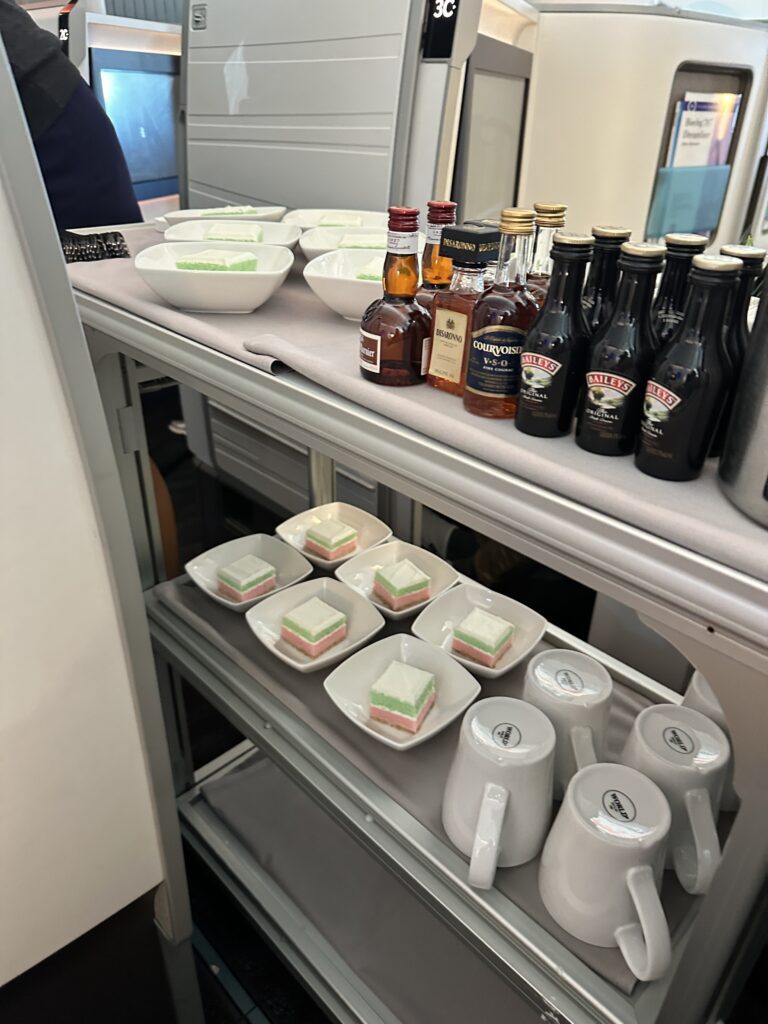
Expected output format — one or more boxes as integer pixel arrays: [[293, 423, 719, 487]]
[[636, 254, 741, 481], [359, 206, 430, 386], [527, 202, 567, 303], [582, 225, 631, 336], [576, 242, 665, 455], [652, 233, 707, 349], [463, 208, 539, 419], [515, 232, 593, 438], [425, 224, 500, 396], [415, 200, 457, 314]]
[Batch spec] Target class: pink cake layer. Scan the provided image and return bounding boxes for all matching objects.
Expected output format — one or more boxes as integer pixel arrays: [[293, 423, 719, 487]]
[[370, 690, 436, 734], [218, 577, 276, 602], [373, 580, 431, 610], [452, 635, 513, 668], [280, 623, 347, 658], [304, 537, 358, 560]]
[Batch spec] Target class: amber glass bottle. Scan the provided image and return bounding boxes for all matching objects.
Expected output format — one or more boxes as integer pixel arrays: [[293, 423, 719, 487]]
[[415, 200, 457, 315], [527, 202, 567, 302], [425, 224, 500, 396], [463, 208, 539, 418], [359, 206, 430, 387]]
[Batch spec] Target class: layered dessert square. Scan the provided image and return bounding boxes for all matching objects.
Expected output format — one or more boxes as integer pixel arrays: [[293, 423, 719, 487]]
[[356, 256, 385, 281], [281, 597, 347, 658], [304, 519, 358, 560], [319, 212, 363, 227], [339, 232, 386, 249], [369, 661, 436, 734], [373, 559, 431, 611], [453, 607, 515, 668], [205, 223, 263, 243], [217, 554, 276, 602], [200, 205, 262, 217], [175, 249, 257, 272]]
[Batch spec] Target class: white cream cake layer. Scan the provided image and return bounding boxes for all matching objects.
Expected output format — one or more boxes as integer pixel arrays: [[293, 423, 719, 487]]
[[283, 596, 345, 640], [205, 224, 263, 242], [217, 553, 275, 589], [319, 213, 363, 226], [306, 519, 357, 547], [456, 607, 512, 649], [371, 661, 434, 704], [200, 205, 262, 217], [377, 559, 429, 593]]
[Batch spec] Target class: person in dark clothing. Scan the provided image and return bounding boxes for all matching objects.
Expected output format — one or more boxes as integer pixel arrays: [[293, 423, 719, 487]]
[[0, 0, 142, 229]]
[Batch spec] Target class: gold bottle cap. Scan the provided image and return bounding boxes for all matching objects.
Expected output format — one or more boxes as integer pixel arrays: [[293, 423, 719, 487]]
[[621, 241, 665, 258], [592, 225, 632, 239], [553, 230, 592, 246], [665, 232, 708, 247], [534, 202, 567, 215], [692, 253, 742, 273], [721, 243, 766, 261], [500, 207, 535, 235]]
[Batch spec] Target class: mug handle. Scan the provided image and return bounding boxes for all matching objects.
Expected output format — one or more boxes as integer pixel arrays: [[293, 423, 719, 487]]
[[673, 787, 721, 895], [569, 725, 598, 772], [468, 782, 508, 890], [615, 864, 671, 982]]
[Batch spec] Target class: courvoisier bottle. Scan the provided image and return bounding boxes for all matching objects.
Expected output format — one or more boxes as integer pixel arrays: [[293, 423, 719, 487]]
[[515, 231, 593, 438], [636, 253, 741, 481], [576, 242, 665, 455]]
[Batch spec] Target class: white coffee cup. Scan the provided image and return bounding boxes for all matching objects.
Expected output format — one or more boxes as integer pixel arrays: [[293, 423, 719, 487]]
[[523, 649, 613, 798], [682, 670, 738, 811], [539, 763, 672, 982], [619, 703, 730, 895], [442, 697, 555, 889]]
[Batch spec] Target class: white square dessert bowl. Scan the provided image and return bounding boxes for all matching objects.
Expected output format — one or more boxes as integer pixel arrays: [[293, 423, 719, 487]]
[[246, 578, 385, 674], [135, 242, 294, 313], [323, 634, 480, 750], [334, 540, 458, 620], [165, 219, 302, 250], [299, 226, 425, 263], [411, 583, 547, 679], [276, 502, 392, 569], [303, 249, 388, 320], [165, 205, 287, 226], [185, 534, 313, 613], [283, 208, 388, 231]]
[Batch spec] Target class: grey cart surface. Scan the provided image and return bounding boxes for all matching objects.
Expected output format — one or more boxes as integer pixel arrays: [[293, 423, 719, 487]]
[[74, 270, 768, 1024]]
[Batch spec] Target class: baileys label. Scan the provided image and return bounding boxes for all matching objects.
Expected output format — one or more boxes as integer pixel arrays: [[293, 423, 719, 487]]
[[521, 352, 562, 390], [586, 372, 636, 410], [643, 379, 682, 423]]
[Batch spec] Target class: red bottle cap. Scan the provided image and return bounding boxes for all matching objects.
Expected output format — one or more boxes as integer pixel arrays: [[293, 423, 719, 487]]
[[388, 206, 419, 232], [427, 200, 457, 224]]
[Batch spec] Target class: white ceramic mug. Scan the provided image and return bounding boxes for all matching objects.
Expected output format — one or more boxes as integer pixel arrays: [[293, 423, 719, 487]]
[[620, 703, 730, 895], [539, 763, 672, 982], [682, 670, 738, 811], [523, 649, 613, 798], [442, 697, 555, 889]]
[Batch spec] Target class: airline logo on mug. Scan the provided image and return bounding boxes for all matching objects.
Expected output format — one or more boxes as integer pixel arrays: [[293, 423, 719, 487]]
[[555, 669, 584, 693], [663, 726, 695, 755], [492, 723, 522, 749], [602, 790, 637, 822]]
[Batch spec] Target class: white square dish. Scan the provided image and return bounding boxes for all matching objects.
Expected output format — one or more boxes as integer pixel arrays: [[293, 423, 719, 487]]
[[276, 503, 392, 569], [323, 634, 481, 750], [411, 583, 547, 679], [245, 578, 385, 673], [303, 248, 387, 320], [185, 535, 312, 613], [334, 540, 459, 620], [135, 242, 294, 313], [165, 205, 287, 226]]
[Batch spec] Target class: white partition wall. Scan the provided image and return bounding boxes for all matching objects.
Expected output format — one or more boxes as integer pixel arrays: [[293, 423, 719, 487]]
[[0, 47, 187, 989]]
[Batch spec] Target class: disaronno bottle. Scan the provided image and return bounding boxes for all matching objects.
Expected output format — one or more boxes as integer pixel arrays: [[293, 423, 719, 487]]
[[515, 232, 593, 437], [359, 206, 430, 386], [576, 242, 665, 456], [582, 225, 631, 336], [636, 254, 741, 481], [425, 224, 500, 396], [415, 200, 457, 315], [527, 202, 567, 301], [463, 208, 539, 419]]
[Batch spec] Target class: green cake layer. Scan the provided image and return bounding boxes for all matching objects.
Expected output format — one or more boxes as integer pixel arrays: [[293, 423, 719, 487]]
[[282, 612, 345, 642], [218, 567, 274, 591], [370, 677, 435, 717], [176, 255, 257, 271], [374, 572, 428, 597]]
